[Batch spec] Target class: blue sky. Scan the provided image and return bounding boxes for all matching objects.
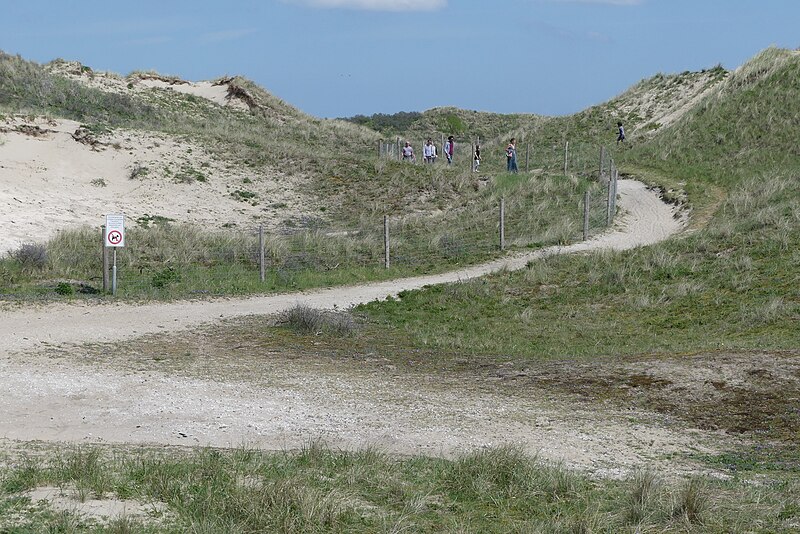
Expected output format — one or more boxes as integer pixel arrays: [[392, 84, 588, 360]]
[[1, 1, 798, 118]]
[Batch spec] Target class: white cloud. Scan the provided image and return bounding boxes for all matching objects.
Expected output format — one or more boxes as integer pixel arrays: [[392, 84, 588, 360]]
[[283, 0, 447, 12], [548, 0, 643, 5]]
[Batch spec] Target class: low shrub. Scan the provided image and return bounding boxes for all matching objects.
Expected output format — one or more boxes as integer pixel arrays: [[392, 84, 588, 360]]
[[280, 305, 357, 336], [11, 243, 48, 271]]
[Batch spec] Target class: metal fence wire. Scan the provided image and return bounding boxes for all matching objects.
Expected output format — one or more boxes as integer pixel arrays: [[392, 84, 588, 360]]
[[1, 143, 621, 298]]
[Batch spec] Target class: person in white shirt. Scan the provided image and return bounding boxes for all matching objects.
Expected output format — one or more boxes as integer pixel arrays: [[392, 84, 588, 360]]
[[402, 141, 415, 162], [423, 138, 437, 163]]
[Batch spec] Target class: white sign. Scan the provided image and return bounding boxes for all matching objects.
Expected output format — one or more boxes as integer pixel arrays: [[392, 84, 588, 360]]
[[105, 214, 125, 247]]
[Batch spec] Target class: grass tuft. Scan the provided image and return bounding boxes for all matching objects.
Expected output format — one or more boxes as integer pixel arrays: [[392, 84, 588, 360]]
[[10, 243, 48, 271], [280, 305, 358, 337], [673, 477, 709, 525]]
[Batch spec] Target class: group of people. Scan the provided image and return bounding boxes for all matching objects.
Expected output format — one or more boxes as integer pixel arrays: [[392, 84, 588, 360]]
[[400, 122, 624, 173], [402, 136, 456, 165], [399, 135, 519, 173], [400, 135, 487, 172]]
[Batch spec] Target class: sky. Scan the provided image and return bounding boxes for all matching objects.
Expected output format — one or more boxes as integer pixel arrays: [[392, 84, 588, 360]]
[[1, 1, 798, 118]]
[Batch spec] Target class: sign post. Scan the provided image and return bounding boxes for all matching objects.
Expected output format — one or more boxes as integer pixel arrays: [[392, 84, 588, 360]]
[[104, 214, 125, 296]]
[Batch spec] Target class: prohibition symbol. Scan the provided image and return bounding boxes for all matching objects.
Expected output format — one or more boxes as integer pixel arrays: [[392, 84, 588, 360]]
[[107, 230, 123, 245]]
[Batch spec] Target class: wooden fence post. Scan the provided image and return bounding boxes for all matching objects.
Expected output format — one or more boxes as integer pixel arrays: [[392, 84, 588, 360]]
[[471, 143, 475, 172], [599, 146, 606, 182], [500, 198, 506, 251], [525, 143, 530, 173], [384, 215, 390, 269], [259, 224, 265, 282], [612, 168, 619, 220], [583, 190, 590, 240], [564, 141, 569, 176]]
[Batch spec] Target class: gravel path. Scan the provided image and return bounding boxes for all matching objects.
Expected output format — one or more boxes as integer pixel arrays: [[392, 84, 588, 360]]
[[1, 180, 683, 353], [1, 180, 711, 475]]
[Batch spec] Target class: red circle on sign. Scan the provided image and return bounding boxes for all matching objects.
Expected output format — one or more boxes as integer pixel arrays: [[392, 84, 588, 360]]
[[108, 230, 122, 245]]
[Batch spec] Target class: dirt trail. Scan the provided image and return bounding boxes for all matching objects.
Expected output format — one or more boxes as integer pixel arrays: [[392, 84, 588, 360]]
[[1, 180, 681, 353], [0, 180, 711, 475]]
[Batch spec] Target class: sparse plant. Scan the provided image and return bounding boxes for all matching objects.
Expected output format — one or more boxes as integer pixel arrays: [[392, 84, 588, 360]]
[[673, 477, 709, 525], [174, 166, 208, 184], [151, 266, 181, 289], [11, 242, 48, 271], [54, 281, 75, 295], [128, 163, 150, 180], [626, 469, 661, 525], [279, 304, 357, 336], [230, 189, 257, 202]]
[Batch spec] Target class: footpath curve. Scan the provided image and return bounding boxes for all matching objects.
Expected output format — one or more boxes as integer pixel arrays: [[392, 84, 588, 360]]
[[0, 179, 708, 471], [0, 180, 683, 355]]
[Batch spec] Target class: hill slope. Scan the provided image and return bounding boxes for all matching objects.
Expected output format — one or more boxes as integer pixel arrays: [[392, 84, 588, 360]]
[[0, 52, 381, 252]]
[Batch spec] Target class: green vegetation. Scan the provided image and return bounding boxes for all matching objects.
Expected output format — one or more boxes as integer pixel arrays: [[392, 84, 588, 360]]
[[1, 444, 797, 532], [173, 165, 207, 184], [2, 47, 799, 531], [0, 170, 608, 300], [341, 110, 423, 135], [357, 48, 800, 358], [279, 304, 358, 337]]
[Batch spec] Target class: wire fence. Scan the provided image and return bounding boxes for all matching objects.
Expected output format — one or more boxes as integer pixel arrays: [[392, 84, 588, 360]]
[[380, 137, 621, 183], [1, 144, 620, 298]]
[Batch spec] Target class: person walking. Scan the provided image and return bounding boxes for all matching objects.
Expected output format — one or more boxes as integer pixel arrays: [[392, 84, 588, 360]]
[[617, 121, 626, 144], [402, 141, 415, 162], [444, 135, 454, 165], [506, 138, 518, 173], [473, 144, 481, 172], [423, 138, 437, 164]]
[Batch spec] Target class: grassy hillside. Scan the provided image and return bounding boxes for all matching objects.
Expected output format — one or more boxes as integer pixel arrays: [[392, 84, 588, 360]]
[[0, 52, 612, 299], [0, 51, 379, 209], [628, 47, 800, 184], [2, 49, 799, 532], [352, 49, 800, 475], [360, 48, 799, 352]]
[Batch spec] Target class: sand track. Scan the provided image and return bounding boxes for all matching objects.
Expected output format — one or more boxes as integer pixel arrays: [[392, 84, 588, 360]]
[[0, 180, 710, 475]]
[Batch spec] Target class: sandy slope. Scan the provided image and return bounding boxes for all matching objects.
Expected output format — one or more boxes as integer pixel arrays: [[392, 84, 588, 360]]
[[0, 114, 308, 254], [0, 179, 723, 476]]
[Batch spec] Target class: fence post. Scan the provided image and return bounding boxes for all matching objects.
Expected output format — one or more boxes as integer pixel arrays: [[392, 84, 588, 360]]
[[564, 141, 569, 176], [471, 143, 475, 172], [101, 225, 109, 293], [525, 143, 530, 173], [606, 177, 614, 226], [583, 190, 590, 240], [599, 146, 606, 182], [500, 197, 506, 251], [384, 215, 390, 269], [259, 224, 265, 282]]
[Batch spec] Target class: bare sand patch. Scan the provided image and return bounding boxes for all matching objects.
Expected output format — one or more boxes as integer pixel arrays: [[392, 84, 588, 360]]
[[0, 115, 308, 253], [25, 486, 168, 525]]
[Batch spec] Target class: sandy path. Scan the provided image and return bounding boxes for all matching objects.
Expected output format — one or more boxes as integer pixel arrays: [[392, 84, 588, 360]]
[[0, 180, 709, 473], [1, 180, 681, 353]]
